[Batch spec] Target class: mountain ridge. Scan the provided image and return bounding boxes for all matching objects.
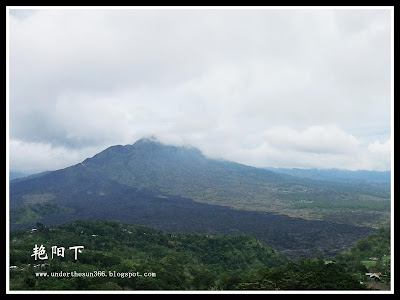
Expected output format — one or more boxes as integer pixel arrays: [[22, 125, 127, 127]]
[[266, 167, 390, 186]]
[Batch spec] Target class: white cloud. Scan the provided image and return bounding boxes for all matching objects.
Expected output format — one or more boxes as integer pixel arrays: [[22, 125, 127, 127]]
[[185, 125, 390, 171], [259, 125, 360, 155], [361, 139, 391, 171], [8, 8, 392, 173]]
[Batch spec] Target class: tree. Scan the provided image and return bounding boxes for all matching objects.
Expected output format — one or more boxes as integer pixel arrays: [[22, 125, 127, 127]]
[[192, 271, 215, 290]]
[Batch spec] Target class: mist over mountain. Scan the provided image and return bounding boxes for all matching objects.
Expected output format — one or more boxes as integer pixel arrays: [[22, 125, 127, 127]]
[[9, 138, 389, 259]]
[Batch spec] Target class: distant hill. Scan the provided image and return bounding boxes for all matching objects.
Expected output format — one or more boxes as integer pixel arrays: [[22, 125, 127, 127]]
[[9, 171, 29, 180], [266, 167, 391, 186], [9, 138, 389, 259]]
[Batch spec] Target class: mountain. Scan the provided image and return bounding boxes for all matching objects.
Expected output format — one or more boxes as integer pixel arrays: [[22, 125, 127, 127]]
[[9, 138, 390, 259]]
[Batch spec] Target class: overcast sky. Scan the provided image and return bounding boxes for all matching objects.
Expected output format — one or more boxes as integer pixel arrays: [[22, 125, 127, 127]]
[[8, 7, 392, 174]]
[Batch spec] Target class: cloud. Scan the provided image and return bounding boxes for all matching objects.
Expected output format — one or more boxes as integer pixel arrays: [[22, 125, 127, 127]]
[[175, 125, 390, 171], [260, 125, 360, 154], [9, 139, 102, 174], [8, 8, 392, 173], [362, 139, 391, 171]]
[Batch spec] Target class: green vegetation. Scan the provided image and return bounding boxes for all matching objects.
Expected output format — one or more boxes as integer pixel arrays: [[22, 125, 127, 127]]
[[9, 220, 288, 290], [335, 227, 391, 290], [9, 220, 385, 291], [220, 227, 390, 291], [336, 227, 390, 262], [10, 203, 74, 224], [226, 258, 365, 290]]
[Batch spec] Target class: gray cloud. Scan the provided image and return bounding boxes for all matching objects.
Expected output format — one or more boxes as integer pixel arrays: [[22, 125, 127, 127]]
[[8, 8, 392, 173]]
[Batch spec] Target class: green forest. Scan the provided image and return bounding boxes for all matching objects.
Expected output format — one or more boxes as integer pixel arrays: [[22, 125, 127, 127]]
[[9, 220, 390, 291]]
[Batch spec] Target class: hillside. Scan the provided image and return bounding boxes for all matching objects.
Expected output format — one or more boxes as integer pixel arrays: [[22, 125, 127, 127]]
[[334, 227, 391, 290], [9, 220, 288, 290], [9, 220, 368, 291]]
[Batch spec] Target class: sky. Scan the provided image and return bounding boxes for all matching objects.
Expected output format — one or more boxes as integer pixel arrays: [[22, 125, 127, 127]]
[[8, 7, 392, 174]]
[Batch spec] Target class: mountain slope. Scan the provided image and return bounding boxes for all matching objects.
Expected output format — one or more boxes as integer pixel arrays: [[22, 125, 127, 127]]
[[79, 139, 287, 209]]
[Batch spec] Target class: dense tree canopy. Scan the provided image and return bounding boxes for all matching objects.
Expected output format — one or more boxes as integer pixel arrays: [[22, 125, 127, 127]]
[[9, 220, 389, 291]]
